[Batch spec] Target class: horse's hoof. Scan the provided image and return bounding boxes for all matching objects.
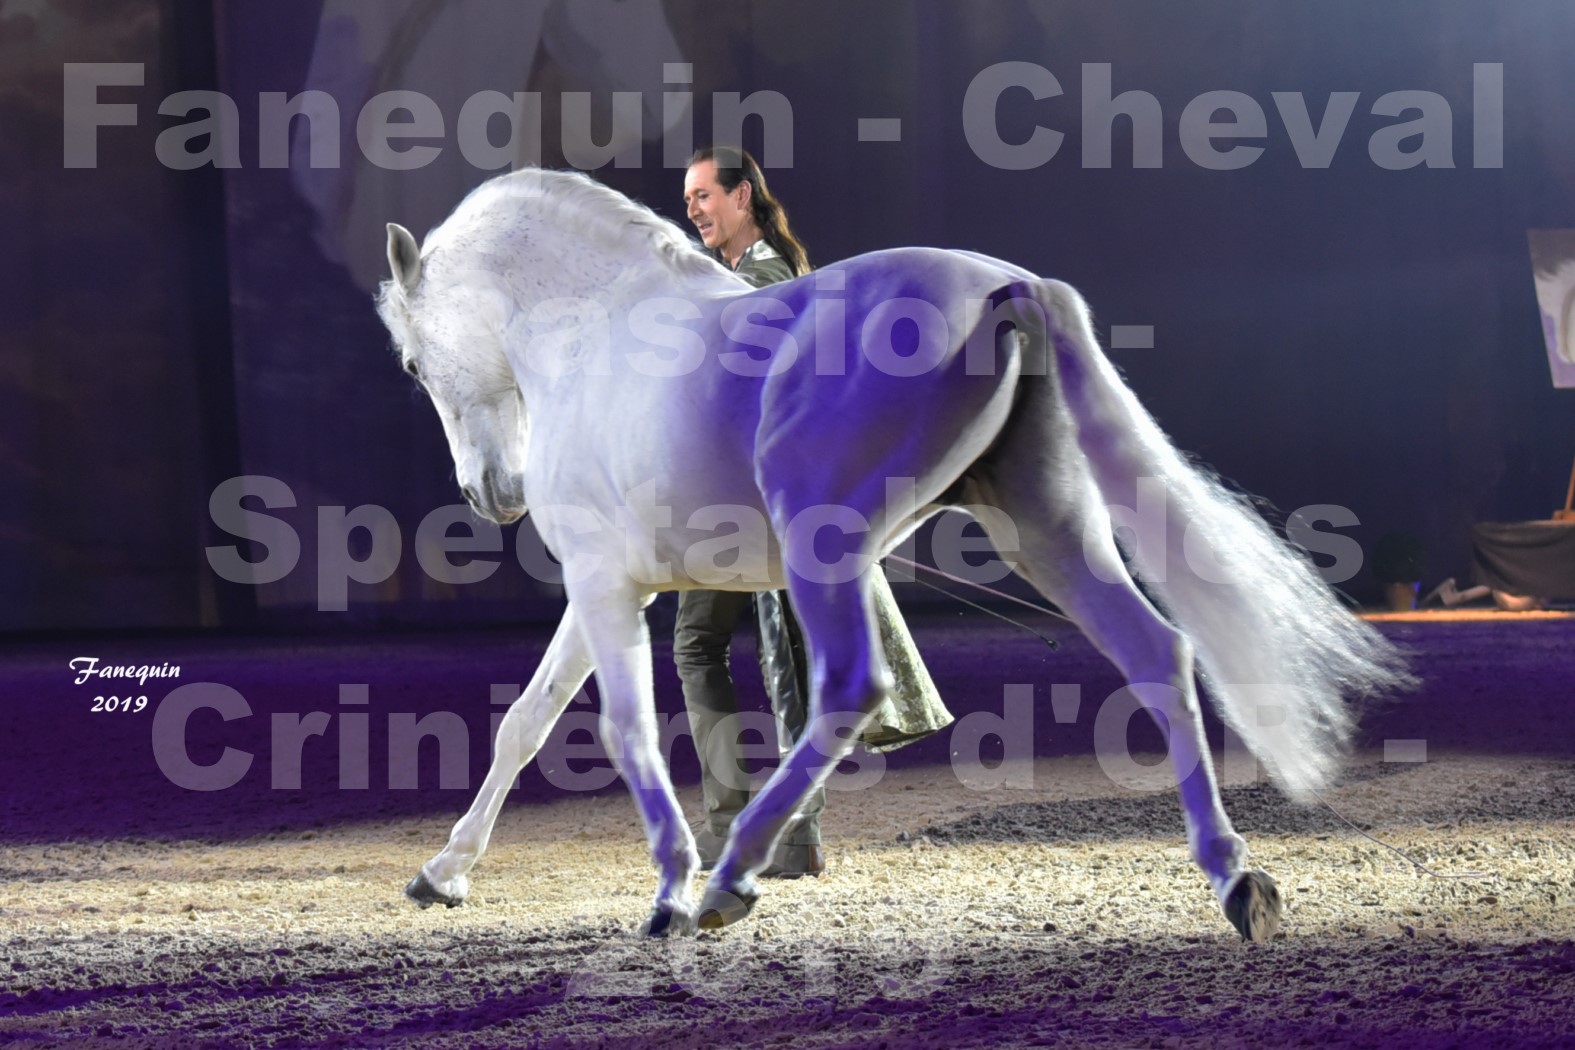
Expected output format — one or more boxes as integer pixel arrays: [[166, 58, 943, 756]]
[[1222, 869, 1282, 943], [639, 904, 697, 938], [404, 871, 465, 910], [696, 887, 758, 930]]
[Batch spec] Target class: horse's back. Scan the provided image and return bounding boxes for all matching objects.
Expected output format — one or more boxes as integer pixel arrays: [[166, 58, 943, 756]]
[[746, 247, 1031, 528], [826, 246, 1037, 302]]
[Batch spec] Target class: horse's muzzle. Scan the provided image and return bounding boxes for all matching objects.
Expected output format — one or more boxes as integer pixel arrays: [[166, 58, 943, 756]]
[[464, 473, 527, 525], [473, 501, 527, 526]]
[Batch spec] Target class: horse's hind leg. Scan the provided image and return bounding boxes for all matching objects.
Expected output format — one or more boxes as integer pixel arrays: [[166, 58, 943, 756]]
[[972, 473, 1279, 942], [698, 565, 889, 929], [407, 603, 595, 909]]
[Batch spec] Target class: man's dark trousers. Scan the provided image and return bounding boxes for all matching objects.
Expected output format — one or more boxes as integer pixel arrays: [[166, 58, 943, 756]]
[[673, 588, 824, 848]]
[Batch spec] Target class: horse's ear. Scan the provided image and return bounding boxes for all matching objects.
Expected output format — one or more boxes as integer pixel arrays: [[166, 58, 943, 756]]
[[386, 223, 422, 293]]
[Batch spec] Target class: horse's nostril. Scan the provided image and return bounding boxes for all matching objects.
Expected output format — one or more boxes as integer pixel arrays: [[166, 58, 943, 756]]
[[461, 485, 480, 506]]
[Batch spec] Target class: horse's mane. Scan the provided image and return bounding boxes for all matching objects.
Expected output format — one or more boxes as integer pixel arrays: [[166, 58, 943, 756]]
[[422, 168, 743, 291]]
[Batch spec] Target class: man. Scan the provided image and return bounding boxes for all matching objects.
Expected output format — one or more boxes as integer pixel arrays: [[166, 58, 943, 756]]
[[676, 147, 952, 878]]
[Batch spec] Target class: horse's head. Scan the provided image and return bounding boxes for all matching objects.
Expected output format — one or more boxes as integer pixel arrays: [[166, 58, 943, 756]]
[[377, 222, 529, 525]]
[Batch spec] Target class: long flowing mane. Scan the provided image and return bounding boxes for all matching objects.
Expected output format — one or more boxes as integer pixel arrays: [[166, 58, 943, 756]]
[[419, 168, 744, 293]]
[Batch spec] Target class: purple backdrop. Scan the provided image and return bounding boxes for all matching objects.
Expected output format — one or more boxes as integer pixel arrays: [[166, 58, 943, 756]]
[[4, 0, 1575, 632]]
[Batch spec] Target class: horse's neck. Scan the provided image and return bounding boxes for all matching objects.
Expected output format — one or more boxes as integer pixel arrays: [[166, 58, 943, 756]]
[[519, 221, 717, 306], [498, 242, 719, 401], [484, 184, 742, 392]]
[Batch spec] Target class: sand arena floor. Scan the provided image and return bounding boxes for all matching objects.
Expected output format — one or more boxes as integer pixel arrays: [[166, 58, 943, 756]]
[[2, 616, 1573, 1047]]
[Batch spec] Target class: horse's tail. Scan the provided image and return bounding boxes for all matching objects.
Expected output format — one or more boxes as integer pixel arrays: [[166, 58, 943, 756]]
[[996, 279, 1415, 800]]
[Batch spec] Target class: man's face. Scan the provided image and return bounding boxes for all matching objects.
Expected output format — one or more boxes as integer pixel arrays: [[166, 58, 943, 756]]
[[682, 160, 750, 252]]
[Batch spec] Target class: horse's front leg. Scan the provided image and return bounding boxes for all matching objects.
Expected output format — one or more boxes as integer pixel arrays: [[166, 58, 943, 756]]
[[571, 585, 700, 937], [699, 571, 888, 929], [405, 604, 594, 909]]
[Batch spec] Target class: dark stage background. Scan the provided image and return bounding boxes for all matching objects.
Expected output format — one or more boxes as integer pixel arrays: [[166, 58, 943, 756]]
[[4, 0, 1574, 633]]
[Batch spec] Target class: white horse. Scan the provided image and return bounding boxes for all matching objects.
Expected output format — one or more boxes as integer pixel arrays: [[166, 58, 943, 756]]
[[375, 169, 1411, 941]]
